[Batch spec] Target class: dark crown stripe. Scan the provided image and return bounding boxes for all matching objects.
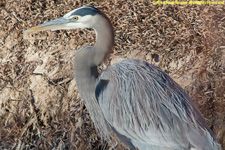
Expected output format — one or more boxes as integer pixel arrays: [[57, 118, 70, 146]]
[[71, 6, 99, 16]]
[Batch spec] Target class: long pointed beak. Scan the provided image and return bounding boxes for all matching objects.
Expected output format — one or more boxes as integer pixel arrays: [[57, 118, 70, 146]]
[[23, 17, 69, 33]]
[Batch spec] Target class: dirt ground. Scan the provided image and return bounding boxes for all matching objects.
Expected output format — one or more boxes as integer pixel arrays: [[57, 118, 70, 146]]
[[0, 0, 224, 150]]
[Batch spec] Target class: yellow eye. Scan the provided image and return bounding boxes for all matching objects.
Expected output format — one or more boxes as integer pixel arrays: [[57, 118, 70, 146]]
[[74, 16, 78, 20]]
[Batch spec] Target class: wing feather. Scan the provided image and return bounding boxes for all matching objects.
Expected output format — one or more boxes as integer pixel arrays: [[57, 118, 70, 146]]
[[96, 59, 220, 150]]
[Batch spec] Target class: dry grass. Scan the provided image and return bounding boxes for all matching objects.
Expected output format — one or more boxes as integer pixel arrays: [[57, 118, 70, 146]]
[[0, 0, 224, 149]]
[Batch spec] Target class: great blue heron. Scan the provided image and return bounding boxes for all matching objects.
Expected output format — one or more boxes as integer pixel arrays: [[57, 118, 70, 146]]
[[24, 5, 221, 150]]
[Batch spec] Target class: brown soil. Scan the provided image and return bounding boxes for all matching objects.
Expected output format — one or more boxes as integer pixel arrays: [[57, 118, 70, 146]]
[[0, 0, 224, 149]]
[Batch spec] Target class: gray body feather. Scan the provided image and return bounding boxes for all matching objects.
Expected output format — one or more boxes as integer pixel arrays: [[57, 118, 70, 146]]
[[97, 59, 221, 150]]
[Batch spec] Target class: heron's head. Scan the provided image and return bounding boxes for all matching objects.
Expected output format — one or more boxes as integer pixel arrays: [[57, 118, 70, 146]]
[[23, 6, 102, 33]]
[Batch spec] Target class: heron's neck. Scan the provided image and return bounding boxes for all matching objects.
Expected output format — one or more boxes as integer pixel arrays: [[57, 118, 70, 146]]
[[74, 14, 114, 94], [93, 14, 114, 66], [73, 15, 114, 139]]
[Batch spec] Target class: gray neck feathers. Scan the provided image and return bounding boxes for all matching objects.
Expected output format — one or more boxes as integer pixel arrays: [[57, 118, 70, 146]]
[[73, 13, 114, 142], [74, 13, 114, 91], [93, 13, 114, 66]]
